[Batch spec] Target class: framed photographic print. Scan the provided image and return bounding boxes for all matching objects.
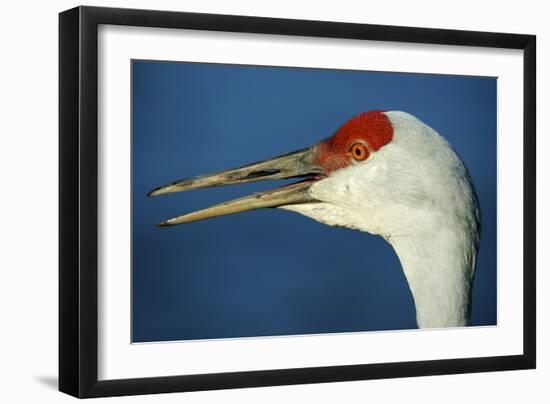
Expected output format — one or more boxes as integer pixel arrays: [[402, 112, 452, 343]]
[[59, 6, 536, 398]]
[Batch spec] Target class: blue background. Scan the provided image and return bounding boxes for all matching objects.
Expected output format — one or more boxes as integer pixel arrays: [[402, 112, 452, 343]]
[[132, 60, 497, 342]]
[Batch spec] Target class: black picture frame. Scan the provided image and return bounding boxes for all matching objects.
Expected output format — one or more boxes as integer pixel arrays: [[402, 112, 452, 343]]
[[59, 5, 536, 398]]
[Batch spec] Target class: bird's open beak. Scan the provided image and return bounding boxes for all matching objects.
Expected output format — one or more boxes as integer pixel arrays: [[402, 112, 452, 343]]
[[148, 147, 325, 226]]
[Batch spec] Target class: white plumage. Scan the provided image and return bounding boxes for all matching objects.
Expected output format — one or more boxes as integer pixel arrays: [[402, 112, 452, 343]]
[[283, 112, 480, 328]]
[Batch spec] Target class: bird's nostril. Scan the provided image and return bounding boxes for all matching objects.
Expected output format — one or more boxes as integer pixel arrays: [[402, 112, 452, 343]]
[[244, 169, 281, 179]]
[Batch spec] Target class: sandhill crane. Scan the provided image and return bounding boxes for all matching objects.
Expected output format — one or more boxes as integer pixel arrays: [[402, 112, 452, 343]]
[[148, 111, 480, 329]]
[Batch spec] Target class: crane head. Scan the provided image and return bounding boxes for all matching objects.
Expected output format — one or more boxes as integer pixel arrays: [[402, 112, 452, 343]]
[[148, 110, 479, 241]]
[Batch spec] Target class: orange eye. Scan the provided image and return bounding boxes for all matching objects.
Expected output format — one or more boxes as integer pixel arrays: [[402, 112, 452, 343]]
[[349, 142, 369, 161]]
